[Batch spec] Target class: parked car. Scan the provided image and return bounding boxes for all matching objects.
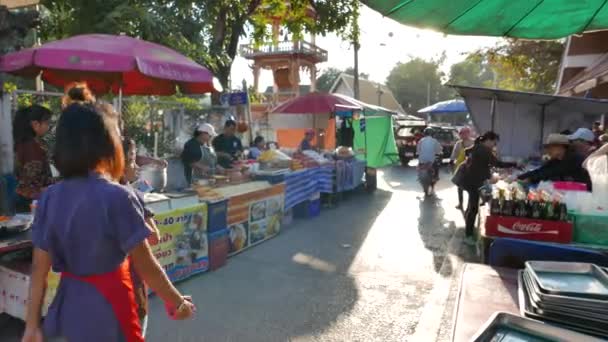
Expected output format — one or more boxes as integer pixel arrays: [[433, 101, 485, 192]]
[[395, 125, 459, 166]]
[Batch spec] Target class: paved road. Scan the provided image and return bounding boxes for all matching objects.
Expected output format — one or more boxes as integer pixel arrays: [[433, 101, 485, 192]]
[[1, 166, 478, 341]]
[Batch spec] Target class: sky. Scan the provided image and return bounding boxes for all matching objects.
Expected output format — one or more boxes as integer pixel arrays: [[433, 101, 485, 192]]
[[231, 5, 502, 92]]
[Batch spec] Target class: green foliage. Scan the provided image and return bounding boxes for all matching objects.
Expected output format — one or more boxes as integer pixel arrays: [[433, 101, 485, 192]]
[[468, 39, 564, 93], [386, 57, 452, 112], [448, 55, 496, 88]]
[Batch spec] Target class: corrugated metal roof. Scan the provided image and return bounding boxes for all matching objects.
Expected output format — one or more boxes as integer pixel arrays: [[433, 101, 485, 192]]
[[451, 85, 608, 114]]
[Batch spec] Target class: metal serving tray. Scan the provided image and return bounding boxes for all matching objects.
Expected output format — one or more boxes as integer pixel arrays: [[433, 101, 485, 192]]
[[525, 261, 608, 300], [518, 271, 608, 339], [523, 270, 608, 317], [523, 272, 608, 324], [523, 269, 608, 310], [471, 311, 605, 342]]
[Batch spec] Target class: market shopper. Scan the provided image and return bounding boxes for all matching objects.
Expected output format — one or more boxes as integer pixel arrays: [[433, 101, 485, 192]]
[[518, 134, 591, 190], [249, 136, 266, 160], [451, 127, 474, 209], [23, 104, 195, 342], [12, 105, 54, 213], [212, 120, 243, 169], [182, 123, 220, 184], [417, 127, 442, 180], [460, 132, 516, 245], [299, 129, 316, 151]]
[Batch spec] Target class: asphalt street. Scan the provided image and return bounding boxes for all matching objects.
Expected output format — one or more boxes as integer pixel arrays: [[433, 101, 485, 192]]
[[1, 166, 478, 341]]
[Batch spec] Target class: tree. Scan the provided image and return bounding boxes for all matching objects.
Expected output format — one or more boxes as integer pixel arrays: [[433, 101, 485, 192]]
[[315, 66, 369, 93], [386, 58, 451, 112], [344, 67, 369, 80], [315, 67, 342, 93], [0, 5, 39, 54], [471, 39, 564, 93], [448, 55, 495, 88], [39, 0, 359, 90]]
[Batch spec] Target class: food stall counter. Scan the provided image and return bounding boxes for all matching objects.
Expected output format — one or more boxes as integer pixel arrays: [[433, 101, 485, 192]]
[[451, 263, 519, 342]]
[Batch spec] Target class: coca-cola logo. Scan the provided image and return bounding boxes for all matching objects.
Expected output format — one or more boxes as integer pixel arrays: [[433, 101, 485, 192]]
[[497, 223, 559, 235], [512, 222, 542, 232]]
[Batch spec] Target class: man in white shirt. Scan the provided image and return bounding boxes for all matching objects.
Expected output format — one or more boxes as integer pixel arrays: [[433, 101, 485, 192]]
[[417, 128, 443, 165]]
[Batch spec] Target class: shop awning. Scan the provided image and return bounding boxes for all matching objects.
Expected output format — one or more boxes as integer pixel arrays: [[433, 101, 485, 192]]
[[418, 99, 468, 114], [452, 85, 608, 158], [361, 1, 608, 39]]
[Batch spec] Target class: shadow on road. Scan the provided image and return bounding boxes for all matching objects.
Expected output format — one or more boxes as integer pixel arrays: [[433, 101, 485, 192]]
[[417, 196, 458, 276], [145, 188, 394, 341]]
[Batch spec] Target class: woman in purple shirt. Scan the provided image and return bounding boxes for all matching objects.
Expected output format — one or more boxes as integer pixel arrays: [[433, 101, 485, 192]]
[[23, 104, 195, 342]]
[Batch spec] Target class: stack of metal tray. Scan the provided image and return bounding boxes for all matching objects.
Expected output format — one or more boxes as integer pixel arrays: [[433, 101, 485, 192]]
[[518, 261, 608, 338], [471, 312, 605, 341]]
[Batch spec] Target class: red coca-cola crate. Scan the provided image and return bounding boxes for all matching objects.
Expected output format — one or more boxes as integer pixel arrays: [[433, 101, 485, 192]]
[[484, 215, 573, 243]]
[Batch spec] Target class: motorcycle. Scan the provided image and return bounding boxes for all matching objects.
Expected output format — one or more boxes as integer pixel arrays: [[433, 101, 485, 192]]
[[418, 156, 442, 197]]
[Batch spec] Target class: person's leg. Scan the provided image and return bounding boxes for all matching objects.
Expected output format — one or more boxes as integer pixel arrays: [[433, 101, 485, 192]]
[[457, 187, 464, 209], [465, 189, 480, 238]]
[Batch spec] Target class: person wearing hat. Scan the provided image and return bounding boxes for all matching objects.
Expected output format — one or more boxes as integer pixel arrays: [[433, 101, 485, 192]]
[[299, 129, 316, 152], [518, 134, 591, 189], [181, 123, 221, 184], [568, 128, 596, 160]]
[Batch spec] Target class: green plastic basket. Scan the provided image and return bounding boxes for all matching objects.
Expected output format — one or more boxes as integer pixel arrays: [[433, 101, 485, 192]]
[[570, 211, 608, 246]]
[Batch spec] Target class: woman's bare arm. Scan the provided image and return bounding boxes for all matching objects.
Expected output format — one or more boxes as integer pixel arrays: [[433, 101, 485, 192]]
[[25, 248, 52, 330], [130, 241, 182, 306]]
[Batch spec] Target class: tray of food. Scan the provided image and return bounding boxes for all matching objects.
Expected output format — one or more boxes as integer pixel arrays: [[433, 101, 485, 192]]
[[518, 271, 608, 338], [471, 311, 605, 342], [525, 261, 608, 300], [0, 214, 33, 234]]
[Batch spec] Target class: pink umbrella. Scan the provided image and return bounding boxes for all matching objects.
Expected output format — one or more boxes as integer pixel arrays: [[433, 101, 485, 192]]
[[0, 34, 215, 95], [271, 92, 361, 114]]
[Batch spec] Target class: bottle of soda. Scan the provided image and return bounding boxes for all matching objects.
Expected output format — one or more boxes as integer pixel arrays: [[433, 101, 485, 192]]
[[558, 202, 569, 221], [545, 201, 555, 221]]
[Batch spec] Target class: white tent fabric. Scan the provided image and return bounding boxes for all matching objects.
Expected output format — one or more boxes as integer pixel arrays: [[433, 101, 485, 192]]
[[452, 85, 608, 159]]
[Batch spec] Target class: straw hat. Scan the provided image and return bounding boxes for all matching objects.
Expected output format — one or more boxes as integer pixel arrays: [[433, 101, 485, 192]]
[[543, 134, 570, 147]]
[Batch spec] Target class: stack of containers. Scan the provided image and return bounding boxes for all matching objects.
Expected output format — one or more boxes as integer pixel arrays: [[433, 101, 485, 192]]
[[206, 199, 229, 271]]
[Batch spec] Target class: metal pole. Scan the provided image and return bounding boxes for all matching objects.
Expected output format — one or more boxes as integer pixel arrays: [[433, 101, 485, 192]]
[[490, 94, 497, 131], [426, 82, 431, 106], [353, 42, 360, 100], [540, 105, 546, 151]]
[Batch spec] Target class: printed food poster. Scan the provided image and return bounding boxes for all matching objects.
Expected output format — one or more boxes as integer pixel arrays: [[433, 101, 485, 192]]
[[151, 204, 209, 282], [249, 195, 283, 246], [228, 222, 249, 255]]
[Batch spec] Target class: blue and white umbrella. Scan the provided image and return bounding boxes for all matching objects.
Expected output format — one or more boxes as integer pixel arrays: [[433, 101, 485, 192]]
[[418, 99, 467, 114]]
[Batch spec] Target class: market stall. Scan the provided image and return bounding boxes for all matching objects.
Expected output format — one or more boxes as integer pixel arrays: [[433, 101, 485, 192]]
[[453, 85, 608, 159]]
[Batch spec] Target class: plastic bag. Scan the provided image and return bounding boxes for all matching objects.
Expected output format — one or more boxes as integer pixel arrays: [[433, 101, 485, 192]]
[[585, 153, 608, 209]]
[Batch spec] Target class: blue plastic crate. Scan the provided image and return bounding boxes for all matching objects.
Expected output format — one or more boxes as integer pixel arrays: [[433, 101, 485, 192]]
[[293, 199, 321, 219]]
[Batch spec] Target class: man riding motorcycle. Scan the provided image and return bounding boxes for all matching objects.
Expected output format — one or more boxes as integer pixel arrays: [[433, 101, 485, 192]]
[[417, 127, 442, 196]]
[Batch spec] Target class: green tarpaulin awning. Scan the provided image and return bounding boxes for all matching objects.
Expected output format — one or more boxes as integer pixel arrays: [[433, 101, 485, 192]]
[[361, 0, 608, 39]]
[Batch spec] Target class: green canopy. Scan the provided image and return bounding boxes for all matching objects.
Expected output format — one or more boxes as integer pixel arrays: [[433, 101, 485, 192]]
[[353, 116, 399, 168], [361, 0, 608, 39]]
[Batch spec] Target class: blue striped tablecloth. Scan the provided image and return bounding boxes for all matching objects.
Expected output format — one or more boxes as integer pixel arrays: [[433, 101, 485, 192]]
[[284, 165, 335, 210]]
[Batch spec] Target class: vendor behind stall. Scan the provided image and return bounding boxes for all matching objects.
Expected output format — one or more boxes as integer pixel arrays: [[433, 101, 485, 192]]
[[568, 128, 596, 159], [249, 136, 265, 160], [518, 134, 591, 190], [182, 124, 220, 184], [12, 105, 54, 213], [212, 120, 243, 169], [299, 129, 315, 151]]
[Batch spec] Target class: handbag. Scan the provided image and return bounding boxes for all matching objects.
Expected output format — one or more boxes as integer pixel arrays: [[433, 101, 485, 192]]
[[451, 162, 466, 187]]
